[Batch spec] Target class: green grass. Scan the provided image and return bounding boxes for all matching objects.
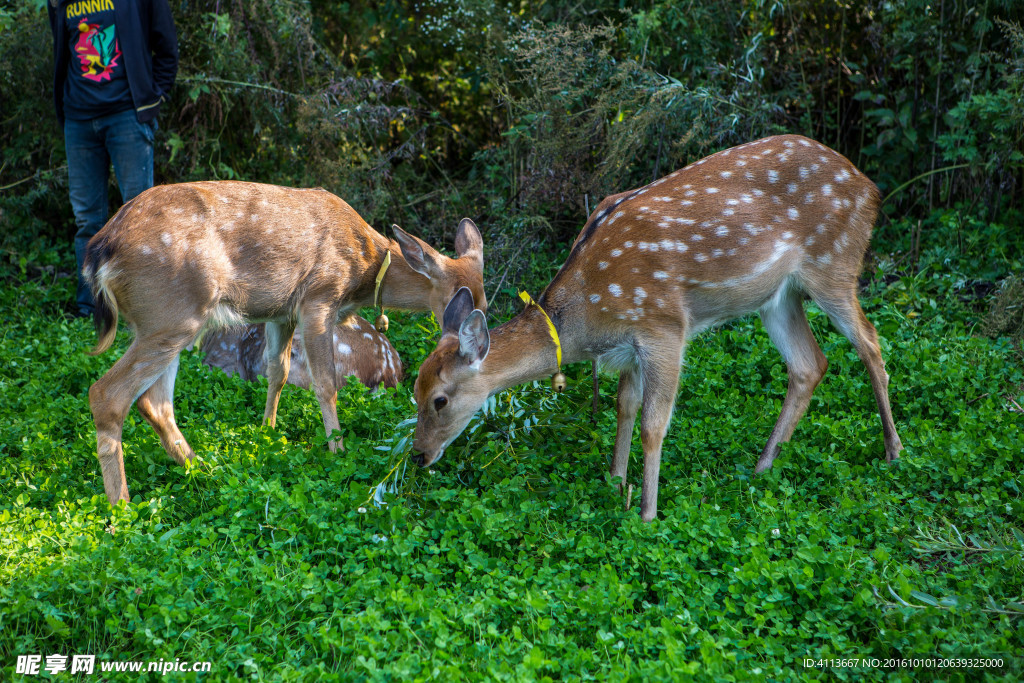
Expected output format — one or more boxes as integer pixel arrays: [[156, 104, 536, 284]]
[[1, 212, 1022, 681]]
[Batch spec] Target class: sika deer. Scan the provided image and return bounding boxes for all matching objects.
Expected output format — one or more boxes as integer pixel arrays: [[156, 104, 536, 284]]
[[412, 135, 903, 521], [84, 181, 485, 505], [201, 314, 404, 391]]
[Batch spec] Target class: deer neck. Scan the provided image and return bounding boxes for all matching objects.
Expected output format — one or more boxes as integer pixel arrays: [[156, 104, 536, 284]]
[[352, 234, 432, 313], [479, 307, 570, 394]]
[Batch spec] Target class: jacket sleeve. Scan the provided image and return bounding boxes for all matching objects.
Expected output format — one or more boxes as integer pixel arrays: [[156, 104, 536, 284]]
[[148, 0, 179, 97]]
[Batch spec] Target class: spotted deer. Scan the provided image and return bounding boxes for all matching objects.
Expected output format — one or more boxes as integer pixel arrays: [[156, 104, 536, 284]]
[[84, 180, 486, 506], [201, 315, 404, 391], [412, 135, 903, 522]]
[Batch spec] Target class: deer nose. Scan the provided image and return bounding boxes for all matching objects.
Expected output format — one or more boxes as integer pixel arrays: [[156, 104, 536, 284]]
[[411, 451, 426, 467]]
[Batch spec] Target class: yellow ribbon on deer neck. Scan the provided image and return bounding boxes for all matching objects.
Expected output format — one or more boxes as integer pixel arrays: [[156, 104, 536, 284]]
[[373, 251, 391, 310], [519, 290, 562, 370]]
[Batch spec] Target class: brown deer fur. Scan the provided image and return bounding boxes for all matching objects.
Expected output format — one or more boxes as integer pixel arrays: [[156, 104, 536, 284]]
[[200, 315, 403, 391], [412, 135, 903, 522], [84, 180, 485, 505]]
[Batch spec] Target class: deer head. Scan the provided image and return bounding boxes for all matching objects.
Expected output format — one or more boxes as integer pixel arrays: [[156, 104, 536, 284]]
[[412, 287, 491, 465]]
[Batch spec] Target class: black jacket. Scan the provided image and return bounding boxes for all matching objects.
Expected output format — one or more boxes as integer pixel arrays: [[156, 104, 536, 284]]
[[48, 0, 178, 126]]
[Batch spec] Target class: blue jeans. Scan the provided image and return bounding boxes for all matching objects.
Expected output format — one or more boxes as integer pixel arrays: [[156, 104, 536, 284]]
[[64, 109, 156, 314]]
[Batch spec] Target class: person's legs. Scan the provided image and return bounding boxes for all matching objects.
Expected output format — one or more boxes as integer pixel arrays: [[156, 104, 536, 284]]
[[64, 117, 111, 315], [105, 109, 155, 204]]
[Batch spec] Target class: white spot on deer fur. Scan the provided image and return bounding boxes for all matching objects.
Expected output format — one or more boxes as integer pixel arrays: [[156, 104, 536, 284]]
[[832, 199, 843, 210], [362, 332, 374, 340], [840, 232, 850, 247], [720, 171, 732, 179], [799, 167, 810, 179], [632, 267, 640, 274], [675, 240, 688, 252], [691, 234, 704, 241], [172, 207, 184, 214], [727, 248, 737, 256], [817, 253, 833, 266], [160, 232, 172, 246], [835, 169, 851, 182], [736, 160, 747, 166], [611, 249, 623, 257], [772, 196, 782, 205], [819, 155, 829, 163], [787, 207, 799, 220], [140, 245, 153, 255], [767, 170, 779, 183], [712, 249, 724, 258], [589, 294, 601, 304], [684, 190, 696, 197], [787, 183, 797, 194], [624, 241, 634, 248], [804, 235, 815, 246], [609, 211, 626, 225], [716, 226, 730, 236], [833, 238, 844, 254], [598, 261, 608, 270], [336, 343, 351, 355], [783, 140, 795, 147], [815, 223, 826, 234], [653, 271, 668, 280], [609, 283, 622, 297], [660, 239, 675, 251], [706, 187, 719, 194], [842, 198, 851, 209], [822, 184, 833, 196], [633, 287, 647, 304], [739, 237, 749, 245], [694, 253, 708, 262], [799, 139, 811, 146], [741, 194, 754, 203], [680, 201, 694, 207], [804, 193, 815, 204], [726, 199, 739, 206], [723, 209, 735, 216], [745, 171, 755, 180], [656, 298, 665, 308]]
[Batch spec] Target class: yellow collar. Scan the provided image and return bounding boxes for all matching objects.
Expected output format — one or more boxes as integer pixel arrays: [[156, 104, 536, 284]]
[[373, 251, 392, 310], [519, 291, 562, 370]]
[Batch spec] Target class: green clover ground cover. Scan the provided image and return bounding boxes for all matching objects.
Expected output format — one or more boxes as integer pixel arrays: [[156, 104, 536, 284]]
[[1, 214, 1022, 681]]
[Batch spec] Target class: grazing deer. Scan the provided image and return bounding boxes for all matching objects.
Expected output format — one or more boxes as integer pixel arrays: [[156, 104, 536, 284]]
[[200, 315, 404, 391], [412, 135, 903, 522], [84, 180, 485, 506]]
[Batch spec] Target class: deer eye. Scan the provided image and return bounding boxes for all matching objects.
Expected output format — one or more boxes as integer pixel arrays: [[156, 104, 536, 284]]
[[434, 396, 448, 412]]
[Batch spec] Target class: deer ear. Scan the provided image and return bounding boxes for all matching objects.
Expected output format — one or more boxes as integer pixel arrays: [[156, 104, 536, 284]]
[[393, 225, 442, 279], [442, 286, 475, 336], [454, 218, 483, 264], [458, 309, 489, 364]]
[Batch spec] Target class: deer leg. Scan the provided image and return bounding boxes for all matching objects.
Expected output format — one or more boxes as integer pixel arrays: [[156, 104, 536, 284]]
[[611, 365, 642, 489], [815, 293, 904, 462], [89, 340, 182, 505], [637, 338, 685, 522], [262, 321, 295, 428], [756, 287, 829, 473], [301, 310, 342, 451], [136, 353, 195, 466]]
